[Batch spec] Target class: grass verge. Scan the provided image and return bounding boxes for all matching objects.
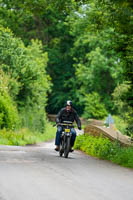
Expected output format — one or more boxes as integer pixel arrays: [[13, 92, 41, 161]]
[[74, 134, 133, 168], [0, 122, 56, 146]]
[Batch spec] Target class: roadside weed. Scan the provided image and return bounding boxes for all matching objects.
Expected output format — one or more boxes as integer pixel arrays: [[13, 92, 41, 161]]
[[74, 134, 133, 168]]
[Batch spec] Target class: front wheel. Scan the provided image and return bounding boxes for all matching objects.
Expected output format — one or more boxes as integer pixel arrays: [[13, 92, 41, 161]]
[[64, 136, 71, 158], [59, 139, 64, 157]]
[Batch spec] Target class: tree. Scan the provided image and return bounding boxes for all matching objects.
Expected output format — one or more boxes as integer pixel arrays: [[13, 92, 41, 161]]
[[67, 3, 125, 114], [0, 0, 87, 113], [0, 69, 20, 129], [0, 27, 51, 131]]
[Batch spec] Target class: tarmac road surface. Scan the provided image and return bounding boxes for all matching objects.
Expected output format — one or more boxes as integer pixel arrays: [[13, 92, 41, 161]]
[[0, 140, 133, 200]]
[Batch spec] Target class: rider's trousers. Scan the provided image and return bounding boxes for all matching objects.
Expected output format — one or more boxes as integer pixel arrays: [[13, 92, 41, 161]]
[[55, 126, 77, 147]]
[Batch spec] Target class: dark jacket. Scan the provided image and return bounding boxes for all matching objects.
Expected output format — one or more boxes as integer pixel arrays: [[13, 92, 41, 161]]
[[56, 107, 81, 129]]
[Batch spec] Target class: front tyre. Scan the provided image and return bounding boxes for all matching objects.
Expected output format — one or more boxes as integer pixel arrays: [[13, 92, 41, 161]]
[[64, 136, 71, 158], [59, 140, 64, 157]]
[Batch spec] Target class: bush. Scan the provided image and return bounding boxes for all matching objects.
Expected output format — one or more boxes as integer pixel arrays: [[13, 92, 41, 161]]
[[0, 93, 20, 129], [20, 106, 46, 133], [83, 92, 108, 119], [0, 69, 20, 129], [74, 134, 113, 159], [112, 115, 128, 135], [0, 27, 51, 132], [110, 146, 133, 168], [74, 134, 133, 168], [113, 82, 133, 136], [0, 122, 56, 146]]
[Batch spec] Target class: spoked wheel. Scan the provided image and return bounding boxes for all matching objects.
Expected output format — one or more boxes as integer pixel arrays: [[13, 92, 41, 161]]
[[64, 137, 71, 158], [59, 140, 64, 157]]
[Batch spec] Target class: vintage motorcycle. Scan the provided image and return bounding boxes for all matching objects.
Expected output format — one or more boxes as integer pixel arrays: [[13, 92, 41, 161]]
[[58, 121, 74, 158]]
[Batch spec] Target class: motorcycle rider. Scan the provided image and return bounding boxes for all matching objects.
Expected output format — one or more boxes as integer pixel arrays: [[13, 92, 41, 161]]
[[55, 100, 81, 151]]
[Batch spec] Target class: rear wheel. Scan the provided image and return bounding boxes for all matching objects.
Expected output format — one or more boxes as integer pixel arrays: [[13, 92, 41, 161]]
[[64, 136, 71, 158]]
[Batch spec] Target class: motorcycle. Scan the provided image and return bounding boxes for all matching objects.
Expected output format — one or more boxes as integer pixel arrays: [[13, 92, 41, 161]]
[[57, 121, 74, 158]]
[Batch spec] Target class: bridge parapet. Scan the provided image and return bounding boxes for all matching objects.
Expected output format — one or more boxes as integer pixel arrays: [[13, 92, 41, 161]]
[[84, 124, 132, 146]]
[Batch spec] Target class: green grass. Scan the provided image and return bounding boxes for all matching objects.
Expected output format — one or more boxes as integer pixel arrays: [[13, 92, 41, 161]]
[[74, 134, 133, 168], [0, 122, 56, 146]]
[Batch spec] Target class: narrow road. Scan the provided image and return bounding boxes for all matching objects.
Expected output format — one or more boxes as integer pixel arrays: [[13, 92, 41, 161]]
[[0, 141, 133, 200]]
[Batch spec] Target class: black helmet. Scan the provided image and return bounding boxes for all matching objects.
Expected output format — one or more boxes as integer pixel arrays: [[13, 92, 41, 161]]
[[66, 100, 72, 106]]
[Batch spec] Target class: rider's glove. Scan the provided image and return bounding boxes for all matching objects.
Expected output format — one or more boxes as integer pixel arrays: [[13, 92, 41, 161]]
[[78, 126, 81, 130]]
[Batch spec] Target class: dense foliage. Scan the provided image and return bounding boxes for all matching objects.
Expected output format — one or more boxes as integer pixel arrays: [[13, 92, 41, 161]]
[[75, 134, 133, 168], [0, 27, 50, 132], [0, 0, 133, 135], [0, 123, 56, 146], [83, 92, 107, 119], [0, 69, 20, 129]]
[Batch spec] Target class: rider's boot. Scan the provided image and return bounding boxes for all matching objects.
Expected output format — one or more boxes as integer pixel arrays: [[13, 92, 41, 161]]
[[70, 147, 74, 152], [55, 146, 60, 151]]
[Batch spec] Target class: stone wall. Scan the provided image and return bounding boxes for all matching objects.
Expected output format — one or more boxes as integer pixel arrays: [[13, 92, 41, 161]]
[[84, 124, 132, 147]]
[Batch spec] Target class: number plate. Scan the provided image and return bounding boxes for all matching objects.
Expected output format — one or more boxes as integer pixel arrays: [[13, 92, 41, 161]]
[[65, 129, 70, 133]]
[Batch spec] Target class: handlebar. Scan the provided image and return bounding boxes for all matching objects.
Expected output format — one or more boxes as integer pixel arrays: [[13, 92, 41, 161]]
[[57, 122, 73, 126], [53, 121, 73, 127]]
